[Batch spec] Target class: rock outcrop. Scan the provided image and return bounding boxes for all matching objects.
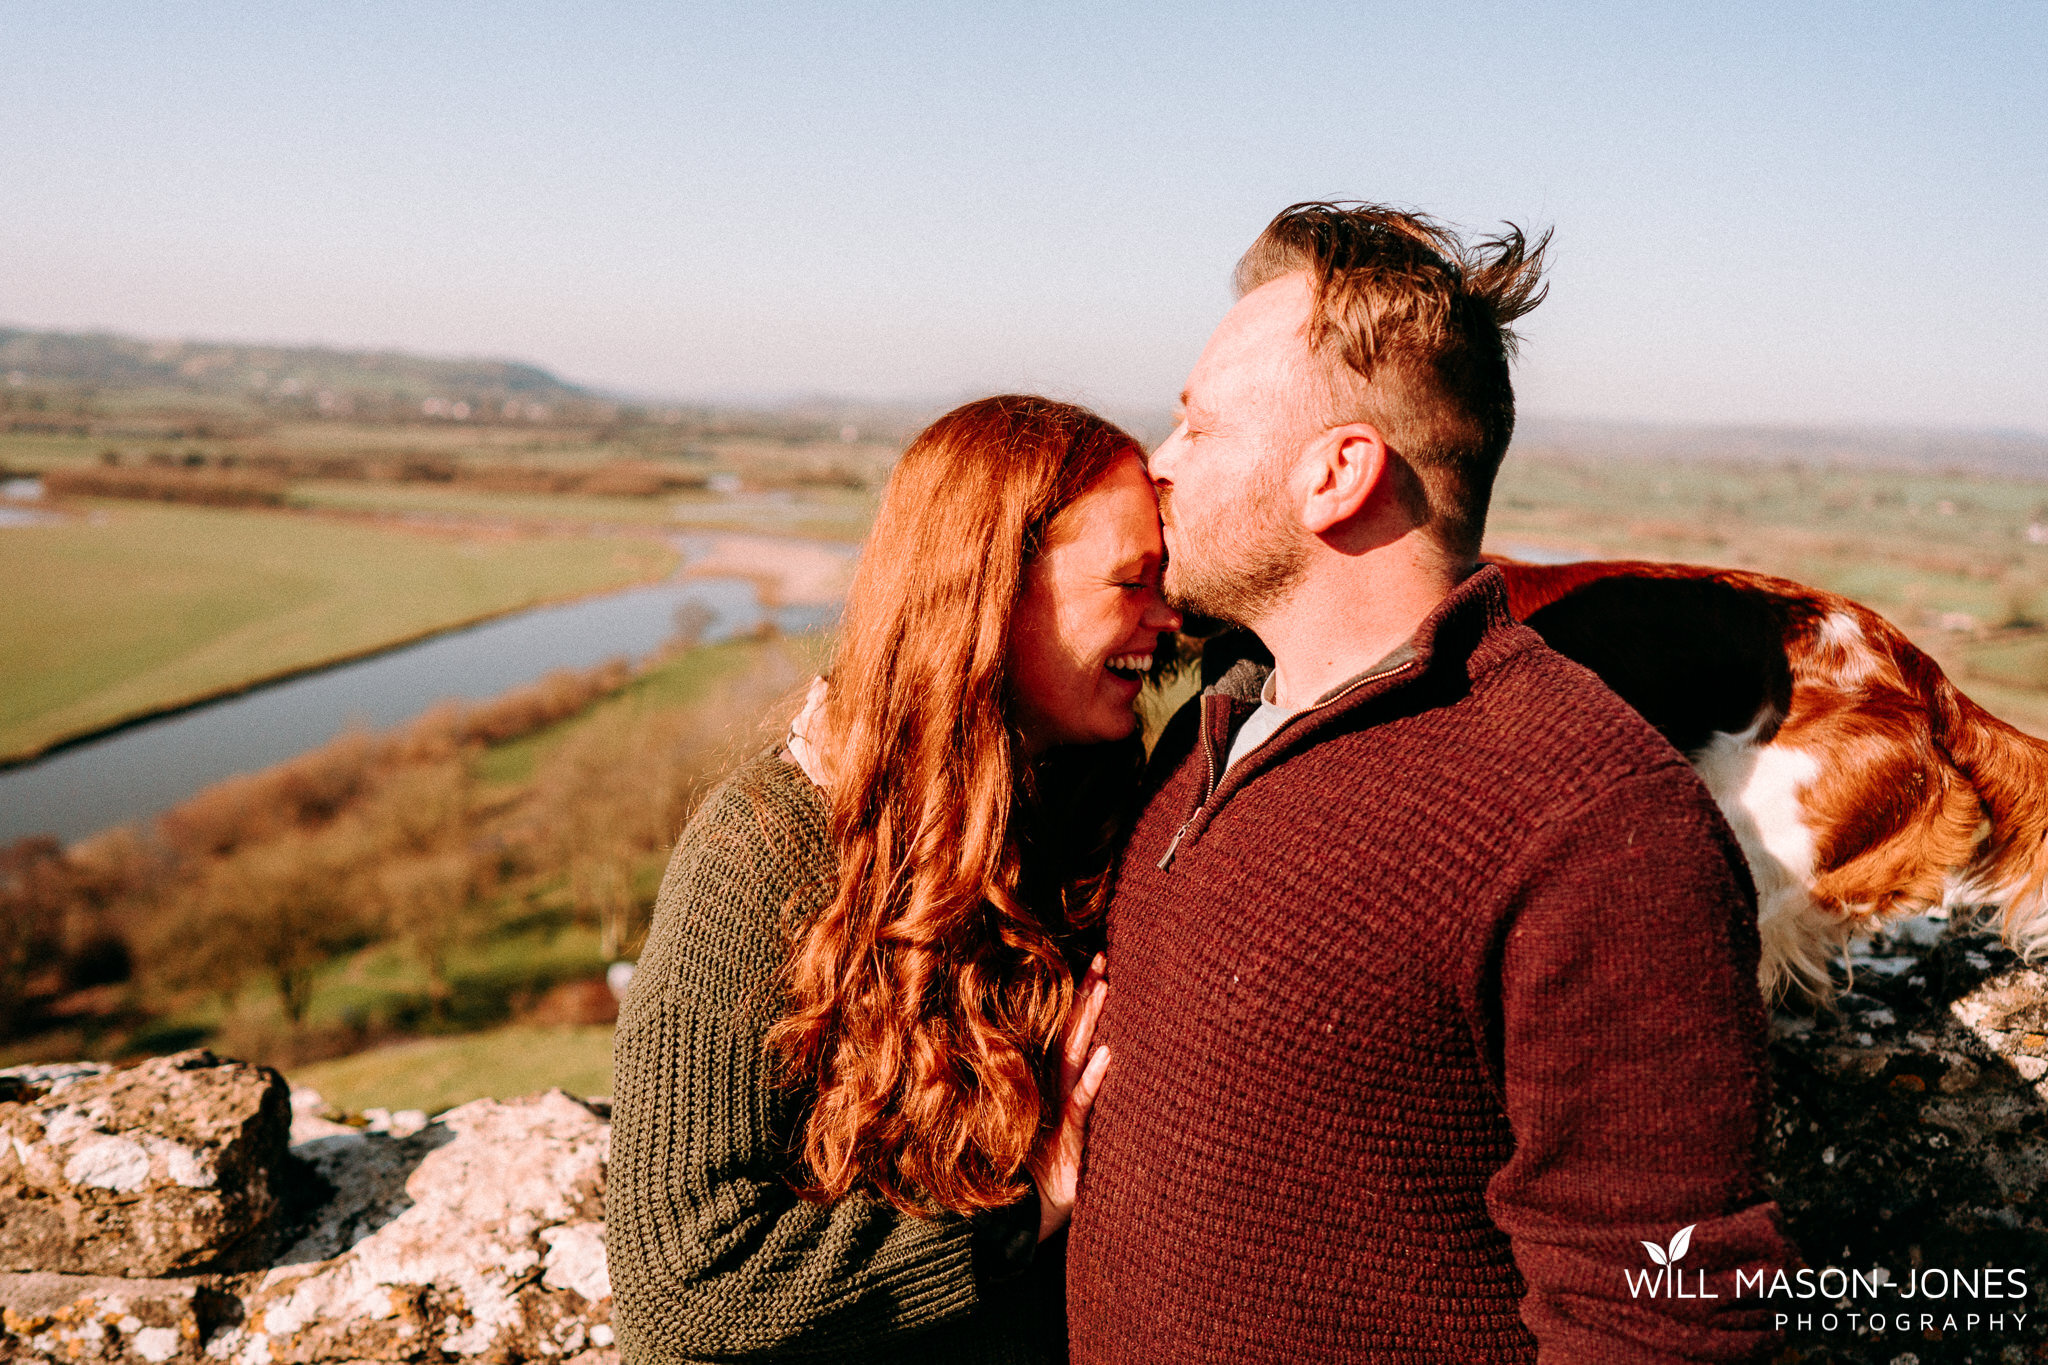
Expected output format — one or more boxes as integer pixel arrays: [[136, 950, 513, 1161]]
[[0, 1271, 221, 1365], [1762, 923, 2047, 1364], [0, 1052, 292, 1277], [0, 920, 2042, 1365], [0, 1089, 614, 1365], [215, 1090, 613, 1365], [1769, 926, 2048, 1262]]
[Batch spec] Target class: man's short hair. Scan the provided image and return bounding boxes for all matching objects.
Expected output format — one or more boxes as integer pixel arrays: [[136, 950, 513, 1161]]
[[1235, 202, 1549, 559]]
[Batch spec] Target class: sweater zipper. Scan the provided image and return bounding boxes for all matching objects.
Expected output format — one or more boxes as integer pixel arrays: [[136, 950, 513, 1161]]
[[1156, 657, 1417, 871], [1157, 712, 1221, 869]]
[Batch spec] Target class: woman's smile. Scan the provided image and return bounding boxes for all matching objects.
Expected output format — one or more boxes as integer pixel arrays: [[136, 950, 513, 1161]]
[[1008, 452, 1182, 755]]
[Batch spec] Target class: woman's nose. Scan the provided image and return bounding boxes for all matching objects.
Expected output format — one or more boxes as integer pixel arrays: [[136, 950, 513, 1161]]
[[1143, 596, 1182, 632]]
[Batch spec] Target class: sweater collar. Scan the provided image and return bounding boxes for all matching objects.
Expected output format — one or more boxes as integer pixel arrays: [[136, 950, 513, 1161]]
[[1204, 563, 1520, 714], [1154, 566, 1525, 871]]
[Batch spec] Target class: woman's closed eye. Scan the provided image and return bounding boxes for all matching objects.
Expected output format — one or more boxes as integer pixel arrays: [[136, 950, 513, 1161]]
[[1110, 560, 1162, 593]]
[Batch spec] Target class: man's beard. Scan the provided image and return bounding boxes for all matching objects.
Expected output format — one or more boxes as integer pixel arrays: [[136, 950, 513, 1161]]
[[1159, 458, 1306, 629]]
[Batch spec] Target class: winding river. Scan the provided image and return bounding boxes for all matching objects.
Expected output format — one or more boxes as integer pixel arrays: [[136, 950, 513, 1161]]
[[0, 535, 848, 845]]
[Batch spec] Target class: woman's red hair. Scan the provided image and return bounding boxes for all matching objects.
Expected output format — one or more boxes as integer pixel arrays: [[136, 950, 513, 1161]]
[[766, 394, 1142, 1216]]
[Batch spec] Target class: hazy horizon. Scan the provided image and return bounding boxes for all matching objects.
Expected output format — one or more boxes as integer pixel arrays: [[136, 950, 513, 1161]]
[[4, 2, 2043, 433], [11, 318, 2048, 451]]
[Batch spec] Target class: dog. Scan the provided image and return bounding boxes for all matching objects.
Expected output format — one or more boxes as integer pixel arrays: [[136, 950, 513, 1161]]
[[1490, 557, 2048, 999]]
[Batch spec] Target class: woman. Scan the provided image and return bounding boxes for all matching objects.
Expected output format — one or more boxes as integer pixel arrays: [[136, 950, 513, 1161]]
[[607, 396, 1181, 1363]]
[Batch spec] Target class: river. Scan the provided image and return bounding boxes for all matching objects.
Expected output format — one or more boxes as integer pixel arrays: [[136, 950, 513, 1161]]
[[0, 536, 847, 845]]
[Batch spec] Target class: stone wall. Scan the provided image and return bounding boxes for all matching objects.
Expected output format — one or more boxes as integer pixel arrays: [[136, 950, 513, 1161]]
[[1, 923, 2043, 1365]]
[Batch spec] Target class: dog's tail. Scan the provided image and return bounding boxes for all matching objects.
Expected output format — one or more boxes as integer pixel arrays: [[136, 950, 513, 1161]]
[[1915, 649, 2048, 954]]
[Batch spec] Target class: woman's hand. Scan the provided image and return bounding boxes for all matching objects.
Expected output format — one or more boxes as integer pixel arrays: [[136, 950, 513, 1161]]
[[786, 675, 830, 789], [1028, 953, 1111, 1243]]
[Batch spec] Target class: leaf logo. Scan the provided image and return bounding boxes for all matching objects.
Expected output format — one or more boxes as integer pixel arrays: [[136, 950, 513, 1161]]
[[1640, 1224, 1695, 1267]]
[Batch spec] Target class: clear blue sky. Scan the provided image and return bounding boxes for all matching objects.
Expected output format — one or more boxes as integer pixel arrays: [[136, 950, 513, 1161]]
[[3, 1, 2043, 431]]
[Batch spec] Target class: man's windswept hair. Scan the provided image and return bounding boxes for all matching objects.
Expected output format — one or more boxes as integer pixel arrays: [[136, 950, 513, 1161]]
[[1236, 201, 1550, 558]]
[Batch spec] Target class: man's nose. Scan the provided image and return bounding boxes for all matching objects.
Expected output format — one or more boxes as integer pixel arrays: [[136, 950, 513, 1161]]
[[1147, 424, 1186, 482]]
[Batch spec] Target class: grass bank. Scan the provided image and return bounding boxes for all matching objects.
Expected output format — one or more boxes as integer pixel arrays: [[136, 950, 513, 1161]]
[[284, 1024, 614, 1115]]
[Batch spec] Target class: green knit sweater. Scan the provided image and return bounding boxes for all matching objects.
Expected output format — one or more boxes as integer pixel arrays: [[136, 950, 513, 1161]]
[[607, 749, 1053, 1365]]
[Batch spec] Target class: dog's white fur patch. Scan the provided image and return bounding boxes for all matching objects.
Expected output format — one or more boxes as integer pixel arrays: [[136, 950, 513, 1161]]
[[1816, 611, 1862, 650], [1816, 611, 1879, 687], [1938, 805, 2048, 955], [1943, 863, 2048, 956], [1691, 714, 1836, 996]]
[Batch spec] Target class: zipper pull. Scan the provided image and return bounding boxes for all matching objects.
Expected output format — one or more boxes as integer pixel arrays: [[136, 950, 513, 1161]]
[[1159, 690, 1232, 871], [1157, 817, 1194, 870]]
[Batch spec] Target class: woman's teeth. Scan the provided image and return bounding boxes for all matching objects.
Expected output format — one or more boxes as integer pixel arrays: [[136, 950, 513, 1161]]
[[1106, 653, 1153, 678]]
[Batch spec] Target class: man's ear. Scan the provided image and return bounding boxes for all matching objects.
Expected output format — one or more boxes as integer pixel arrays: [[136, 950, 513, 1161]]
[[1299, 422, 1389, 535]]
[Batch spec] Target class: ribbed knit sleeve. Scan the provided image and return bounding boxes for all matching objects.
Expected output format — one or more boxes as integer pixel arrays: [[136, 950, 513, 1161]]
[[1472, 764, 1791, 1364], [607, 754, 1045, 1365]]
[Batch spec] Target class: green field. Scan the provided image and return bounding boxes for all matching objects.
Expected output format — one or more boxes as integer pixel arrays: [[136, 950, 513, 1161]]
[[1489, 457, 2048, 590], [286, 1025, 614, 1115], [0, 500, 676, 761], [288, 479, 876, 542]]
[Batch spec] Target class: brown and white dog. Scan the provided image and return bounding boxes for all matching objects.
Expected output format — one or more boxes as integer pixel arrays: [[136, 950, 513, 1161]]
[[1490, 557, 2048, 999]]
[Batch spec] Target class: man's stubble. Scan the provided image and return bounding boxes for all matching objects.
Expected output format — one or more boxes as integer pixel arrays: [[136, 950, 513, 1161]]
[[1158, 445, 1307, 630]]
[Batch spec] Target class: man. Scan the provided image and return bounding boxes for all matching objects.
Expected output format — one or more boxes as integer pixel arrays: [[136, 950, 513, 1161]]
[[1065, 204, 1798, 1363]]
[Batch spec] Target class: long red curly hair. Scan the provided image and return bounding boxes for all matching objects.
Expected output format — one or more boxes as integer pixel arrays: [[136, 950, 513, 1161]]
[[766, 394, 1143, 1216]]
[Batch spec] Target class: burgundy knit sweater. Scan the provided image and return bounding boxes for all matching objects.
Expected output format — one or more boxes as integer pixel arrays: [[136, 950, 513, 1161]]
[[1066, 566, 1798, 1364]]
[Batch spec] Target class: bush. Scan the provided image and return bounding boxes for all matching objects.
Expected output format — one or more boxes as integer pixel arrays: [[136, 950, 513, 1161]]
[[0, 831, 155, 1040], [1996, 569, 2044, 630], [456, 662, 632, 746], [120, 655, 645, 1033], [146, 825, 377, 1026], [505, 643, 807, 957], [43, 465, 288, 508], [0, 839, 69, 1036]]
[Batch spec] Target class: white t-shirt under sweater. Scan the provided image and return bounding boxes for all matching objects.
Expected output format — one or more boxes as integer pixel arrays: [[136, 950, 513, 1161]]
[[1224, 672, 1300, 772]]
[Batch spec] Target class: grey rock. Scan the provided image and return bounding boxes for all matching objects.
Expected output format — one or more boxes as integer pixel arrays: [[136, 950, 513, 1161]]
[[0, 1052, 292, 1278], [212, 1089, 612, 1364]]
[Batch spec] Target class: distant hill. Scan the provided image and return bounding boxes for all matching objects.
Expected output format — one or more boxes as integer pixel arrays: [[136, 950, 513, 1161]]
[[0, 327, 595, 423], [5, 324, 2042, 479], [1513, 417, 2048, 481]]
